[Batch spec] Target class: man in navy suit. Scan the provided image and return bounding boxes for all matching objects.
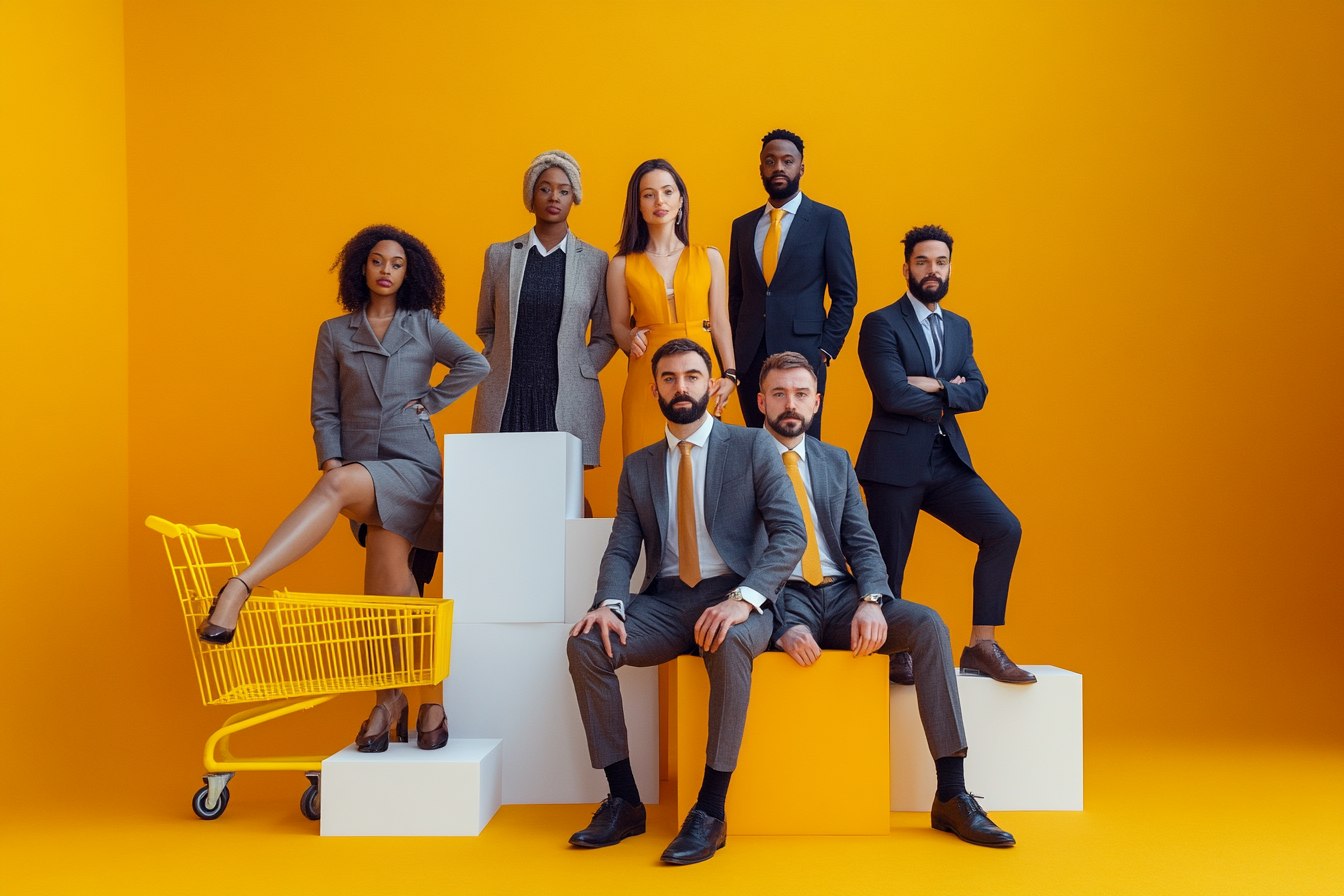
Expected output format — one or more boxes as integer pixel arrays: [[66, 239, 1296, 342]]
[[728, 128, 858, 438], [856, 226, 1034, 685]]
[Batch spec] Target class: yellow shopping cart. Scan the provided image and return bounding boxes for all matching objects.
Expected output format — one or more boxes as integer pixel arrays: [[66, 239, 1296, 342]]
[[145, 515, 452, 821]]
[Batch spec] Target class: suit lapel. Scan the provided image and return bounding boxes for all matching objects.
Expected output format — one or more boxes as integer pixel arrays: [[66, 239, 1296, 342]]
[[507, 233, 529, 346], [805, 437, 844, 563], [940, 312, 962, 376], [647, 442, 668, 561], [703, 421, 727, 535], [350, 312, 387, 402], [773, 194, 812, 284], [743, 210, 767, 286], [379, 307, 413, 357], [898, 296, 935, 376]]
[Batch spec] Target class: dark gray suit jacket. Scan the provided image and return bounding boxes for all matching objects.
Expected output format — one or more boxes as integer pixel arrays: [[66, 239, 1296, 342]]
[[855, 295, 987, 487], [593, 421, 807, 609], [728, 194, 858, 370], [798, 435, 892, 600]]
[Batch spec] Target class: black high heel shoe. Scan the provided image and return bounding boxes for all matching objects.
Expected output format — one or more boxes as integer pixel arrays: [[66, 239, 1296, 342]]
[[355, 691, 409, 753], [197, 576, 253, 645]]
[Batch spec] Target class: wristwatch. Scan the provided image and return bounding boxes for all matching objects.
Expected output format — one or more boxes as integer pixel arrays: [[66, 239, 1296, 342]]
[[726, 588, 747, 602], [859, 593, 883, 605]]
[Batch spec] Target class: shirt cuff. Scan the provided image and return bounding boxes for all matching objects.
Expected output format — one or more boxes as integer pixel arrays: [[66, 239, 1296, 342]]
[[736, 586, 766, 614], [599, 599, 626, 620]]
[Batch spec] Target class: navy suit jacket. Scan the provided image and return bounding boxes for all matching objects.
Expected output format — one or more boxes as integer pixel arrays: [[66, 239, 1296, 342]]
[[728, 194, 858, 372], [855, 295, 987, 488]]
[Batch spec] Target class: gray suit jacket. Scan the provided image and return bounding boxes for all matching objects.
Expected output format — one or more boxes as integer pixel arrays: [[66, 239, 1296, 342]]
[[799, 435, 892, 600], [312, 308, 490, 470], [471, 231, 616, 467], [593, 421, 807, 609]]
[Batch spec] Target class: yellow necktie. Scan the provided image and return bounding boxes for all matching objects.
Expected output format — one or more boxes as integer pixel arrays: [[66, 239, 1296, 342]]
[[762, 207, 784, 286], [781, 450, 824, 585], [677, 441, 701, 587]]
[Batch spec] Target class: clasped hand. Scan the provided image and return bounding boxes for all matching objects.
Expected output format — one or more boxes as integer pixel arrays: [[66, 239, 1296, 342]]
[[907, 375, 965, 393], [775, 602, 888, 666], [569, 596, 751, 658]]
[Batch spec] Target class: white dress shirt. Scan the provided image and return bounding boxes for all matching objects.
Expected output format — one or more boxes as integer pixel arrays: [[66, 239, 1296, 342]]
[[768, 436, 846, 582], [752, 191, 804, 272], [906, 290, 944, 376]]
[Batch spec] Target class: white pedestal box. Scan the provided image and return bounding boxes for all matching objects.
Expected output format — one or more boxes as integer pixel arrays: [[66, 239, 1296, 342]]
[[442, 433, 583, 623], [442, 622, 659, 805], [890, 665, 1083, 811], [564, 518, 647, 624], [320, 738, 503, 836]]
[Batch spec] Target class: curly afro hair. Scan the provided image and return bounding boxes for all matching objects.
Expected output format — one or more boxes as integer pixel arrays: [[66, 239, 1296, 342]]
[[330, 224, 445, 315], [901, 224, 953, 262]]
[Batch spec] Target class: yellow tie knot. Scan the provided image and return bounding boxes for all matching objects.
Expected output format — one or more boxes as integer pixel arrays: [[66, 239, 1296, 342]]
[[782, 450, 800, 468], [770, 208, 785, 223]]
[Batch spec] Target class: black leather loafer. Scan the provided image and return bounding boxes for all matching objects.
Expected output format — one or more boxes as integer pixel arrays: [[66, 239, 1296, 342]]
[[931, 792, 1016, 847], [660, 808, 727, 865], [568, 796, 645, 848], [889, 650, 915, 685]]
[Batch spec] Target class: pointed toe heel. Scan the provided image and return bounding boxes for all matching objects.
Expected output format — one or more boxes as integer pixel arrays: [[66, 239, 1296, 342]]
[[196, 576, 253, 645]]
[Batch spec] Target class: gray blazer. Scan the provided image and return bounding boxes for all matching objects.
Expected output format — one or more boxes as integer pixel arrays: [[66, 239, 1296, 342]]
[[798, 435, 893, 599], [471, 231, 616, 467], [593, 421, 807, 608], [312, 307, 490, 471]]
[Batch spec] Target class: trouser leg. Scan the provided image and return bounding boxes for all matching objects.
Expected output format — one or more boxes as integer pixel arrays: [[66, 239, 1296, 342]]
[[877, 599, 966, 758], [567, 593, 687, 769], [738, 341, 768, 429], [700, 609, 773, 771], [859, 479, 926, 599], [922, 445, 1022, 626]]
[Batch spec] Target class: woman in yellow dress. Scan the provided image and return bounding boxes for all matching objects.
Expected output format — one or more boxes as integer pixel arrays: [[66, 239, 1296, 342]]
[[607, 159, 739, 456]]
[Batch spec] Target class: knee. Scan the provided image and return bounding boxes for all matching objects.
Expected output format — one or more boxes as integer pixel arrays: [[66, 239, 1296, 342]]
[[989, 510, 1022, 547], [315, 466, 353, 500], [566, 629, 606, 672], [898, 601, 950, 645]]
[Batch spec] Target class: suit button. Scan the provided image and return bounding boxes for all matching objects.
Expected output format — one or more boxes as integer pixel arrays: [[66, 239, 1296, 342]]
[[766, 291, 771, 296], [514, 242, 523, 249]]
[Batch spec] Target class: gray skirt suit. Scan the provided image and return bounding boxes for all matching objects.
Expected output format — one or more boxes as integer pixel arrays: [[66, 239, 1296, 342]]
[[471, 231, 615, 467], [312, 307, 489, 550]]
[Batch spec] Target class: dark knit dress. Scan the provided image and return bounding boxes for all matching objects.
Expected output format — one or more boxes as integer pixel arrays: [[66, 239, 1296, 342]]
[[500, 246, 565, 433]]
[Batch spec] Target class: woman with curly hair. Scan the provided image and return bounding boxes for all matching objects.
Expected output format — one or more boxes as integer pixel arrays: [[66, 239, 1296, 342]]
[[197, 224, 489, 752]]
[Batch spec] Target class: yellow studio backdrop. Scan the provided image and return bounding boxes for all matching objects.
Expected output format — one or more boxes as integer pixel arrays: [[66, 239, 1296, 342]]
[[3, 0, 1342, 817]]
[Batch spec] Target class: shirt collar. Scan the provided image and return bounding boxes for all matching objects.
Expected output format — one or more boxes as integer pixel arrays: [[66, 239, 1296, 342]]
[[761, 190, 804, 220], [906, 290, 942, 322], [769, 431, 807, 463], [665, 414, 714, 452], [527, 229, 568, 256]]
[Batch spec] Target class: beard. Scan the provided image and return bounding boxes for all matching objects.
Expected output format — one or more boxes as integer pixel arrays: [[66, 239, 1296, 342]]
[[907, 271, 950, 303], [767, 408, 811, 438], [658, 389, 711, 425], [761, 170, 802, 201]]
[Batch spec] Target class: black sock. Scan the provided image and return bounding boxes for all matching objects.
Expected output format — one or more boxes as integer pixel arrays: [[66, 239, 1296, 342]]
[[603, 758, 641, 806], [693, 765, 732, 821], [934, 755, 967, 802]]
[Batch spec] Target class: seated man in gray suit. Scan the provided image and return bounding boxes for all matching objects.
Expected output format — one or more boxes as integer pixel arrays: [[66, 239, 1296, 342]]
[[758, 351, 1016, 848], [567, 338, 806, 865]]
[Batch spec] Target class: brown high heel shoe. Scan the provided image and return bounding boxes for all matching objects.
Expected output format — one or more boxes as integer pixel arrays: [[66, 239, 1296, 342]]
[[416, 703, 449, 750], [355, 691, 409, 753], [197, 576, 253, 645]]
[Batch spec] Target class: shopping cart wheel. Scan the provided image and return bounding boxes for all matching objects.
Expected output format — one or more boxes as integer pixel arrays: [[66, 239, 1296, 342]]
[[299, 771, 321, 821], [192, 772, 234, 821]]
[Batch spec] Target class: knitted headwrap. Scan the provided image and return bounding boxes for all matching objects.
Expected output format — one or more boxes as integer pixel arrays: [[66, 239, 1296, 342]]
[[523, 150, 583, 212]]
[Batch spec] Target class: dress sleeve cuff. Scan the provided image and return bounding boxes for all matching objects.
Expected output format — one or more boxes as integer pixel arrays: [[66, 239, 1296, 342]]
[[736, 586, 766, 614], [600, 599, 626, 620]]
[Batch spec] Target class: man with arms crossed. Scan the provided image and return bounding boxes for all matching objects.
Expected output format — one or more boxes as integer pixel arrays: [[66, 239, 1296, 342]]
[[567, 338, 806, 865], [729, 128, 858, 437], [856, 225, 1033, 684], [759, 351, 1015, 847]]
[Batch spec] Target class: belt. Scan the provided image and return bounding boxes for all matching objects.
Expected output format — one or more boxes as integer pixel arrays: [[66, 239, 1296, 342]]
[[794, 575, 848, 587]]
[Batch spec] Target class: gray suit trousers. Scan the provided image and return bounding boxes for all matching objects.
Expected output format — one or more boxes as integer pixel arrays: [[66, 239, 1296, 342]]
[[568, 574, 771, 772], [778, 579, 967, 759]]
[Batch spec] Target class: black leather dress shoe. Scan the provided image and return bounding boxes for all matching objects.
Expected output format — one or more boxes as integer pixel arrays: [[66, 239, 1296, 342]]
[[931, 792, 1016, 847], [568, 796, 645, 848], [889, 650, 915, 685], [661, 809, 727, 865]]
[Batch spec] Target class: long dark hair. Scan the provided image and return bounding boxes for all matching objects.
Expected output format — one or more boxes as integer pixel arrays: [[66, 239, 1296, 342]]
[[330, 224, 446, 314], [616, 159, 690, 256]]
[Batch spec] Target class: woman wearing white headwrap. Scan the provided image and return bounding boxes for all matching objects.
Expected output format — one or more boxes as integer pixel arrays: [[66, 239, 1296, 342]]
[[471, 151, 617, 485]]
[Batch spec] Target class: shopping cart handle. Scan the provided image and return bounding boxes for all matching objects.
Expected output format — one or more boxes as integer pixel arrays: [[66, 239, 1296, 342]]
[[192, 523, 242, 539], [145, 515, 184, 538]]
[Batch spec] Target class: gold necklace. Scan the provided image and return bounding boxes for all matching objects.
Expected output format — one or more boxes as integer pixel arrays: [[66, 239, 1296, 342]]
[[646, 245, 684, 257]]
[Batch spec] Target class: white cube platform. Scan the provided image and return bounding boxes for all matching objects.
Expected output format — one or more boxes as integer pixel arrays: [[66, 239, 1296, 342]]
[[320, 738, 502, 836], [891, 665, 1083, 811], [442, 432, 582, 623], [442, 622, 658, 805], [565, 518, 646, 624]]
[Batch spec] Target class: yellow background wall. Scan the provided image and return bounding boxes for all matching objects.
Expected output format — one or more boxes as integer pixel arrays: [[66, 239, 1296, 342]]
[[3, 0, 1341, 807]]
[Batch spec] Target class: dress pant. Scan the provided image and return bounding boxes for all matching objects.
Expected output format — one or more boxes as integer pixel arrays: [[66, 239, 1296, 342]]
[[861, 436, 1021, 626], [568, 574, 772, 772], [739, 340, 827, 437], [775, 578, 966, 758]]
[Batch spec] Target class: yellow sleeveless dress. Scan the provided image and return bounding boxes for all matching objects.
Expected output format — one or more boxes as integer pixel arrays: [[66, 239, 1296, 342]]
[[621, 245, 720, 457]]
